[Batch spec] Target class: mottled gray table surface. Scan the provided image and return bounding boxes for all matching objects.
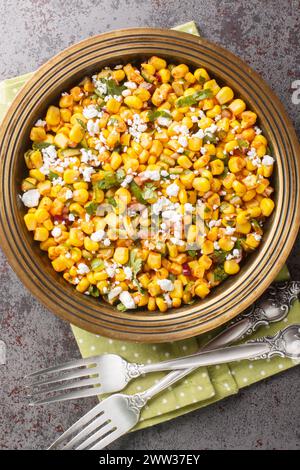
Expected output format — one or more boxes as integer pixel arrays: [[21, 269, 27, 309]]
[[0, 0, 299, 450]]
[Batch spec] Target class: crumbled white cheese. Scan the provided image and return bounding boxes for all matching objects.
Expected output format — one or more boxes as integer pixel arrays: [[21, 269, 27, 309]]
[[87, 119, 100, 136], [52, 176, 65, 186], [121, 174, 134, 187], [247, 147, 261, 167], [184, 203, 194, 212], [193, 128, 204, 139], [178, 136, 188, 148], [225, 226, 235, 235], [160, 170, 169, 177], [119, 291, 136, 309], [35, 119, 46, 127], [124, 81, 137, 89], [21, 189, 40, 208], [123, 266, 133, 280], [191, 115, 198, 123], [262, 155, 274, 166], [166, 183, 180, 197], [254, 126, 262, 135], [77, 263, 90, 275], [51, 227, 62, 238], [163, 293, 173, 307], [103, 238, 111, 247], [170, 237, 185, 246], [253, 233, 262, 241], [213, 241, 220, 250], [80, 166, 95, 182], [108, 286, 122, 301], [157, 116, 171, 127], [83, 105, 102, 119], [157, 279, 174, 292], [40, 145, 58, 175], [127, 113, 147, 142], [65, 189, 73, 200], [91, 230, 105, 242], [122, 89, 131, 97], [140, 170, 160, 181], [68, 213, 75, 222]]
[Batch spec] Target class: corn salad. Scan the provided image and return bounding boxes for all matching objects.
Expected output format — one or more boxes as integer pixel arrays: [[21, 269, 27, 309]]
[[21, 57, 275, 312]]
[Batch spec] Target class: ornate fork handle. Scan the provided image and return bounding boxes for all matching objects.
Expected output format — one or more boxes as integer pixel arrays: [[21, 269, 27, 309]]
[[203, 281, 300, 350]]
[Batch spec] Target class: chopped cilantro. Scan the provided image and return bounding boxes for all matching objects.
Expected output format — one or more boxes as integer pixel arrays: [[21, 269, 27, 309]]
[[88, 285, 100, 297], [85, 201, 98, 215], [237, 139, 249, 150], [48, 171, 59, 181], [116, 302, 127, 311], [96, 78, 126, 97], [130, 181, 147, 204], [107, 196, 117, 207], [147, 110, 171, 122], [32, 142, 54, 150], [175, 89, 213, 108], [213, 266, 229, 282]]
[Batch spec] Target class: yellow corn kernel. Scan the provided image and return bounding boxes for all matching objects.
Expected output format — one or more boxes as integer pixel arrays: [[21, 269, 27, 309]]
[[60, 109, 72, 122], [30, 150, 43, 168], [198, 255, 212, 270], [217, 117, 230, 132], [201, 240, 214, 255], [246, 233, 261, 249], [69, 124, 85, 143], [247, 206, 262, 218], [178, 155, 193, 169], [224, 260, 240, 275], [171, 64, 189, 79], [219, 237, 235, 251], [193, 177, 211, 192], [59, 94, 73, 108], [30, 127, 47, 142], [24, 213, 37, 231], [115, 187, 132, 204], [73, 188, 89, 204], [94, 271, 108, 281], [203, 79, 220, 96], [149, 56, 167, 70], [70, 86, 83, 101], [194, 68, 210, 83], [210, 159, 224, 175], [241, 111, 257, 129], [188, 137, 202, 152], [169, 280, 183, 299], [236, 222, 251, 234], [155, 297, 168, 312], [40, 238, 57, 251], [147, 297, 156, 311], [29, 169, 45, 182], [260, 198, 275, 217], [232, 180, 247, 196], [52, 255, 68, 272], [46, 106, 61, 126], [147, 251, 162, 270], [43, 218, 54, 231], [216, 86, 234, 104], [106, 97, 122, 114], [84, 237, 99, 252], [194, 282, 210, 299], [34, 227, 49, 242], [69, 228, 84, 247], [180, 171, 195, 188], [96, 280, 108, 294], [157, 68, 171, 83], [37, 180, 51, 196], [178, 188, 188, 204], [63, 169, 79, 184], [110, 152, 122, 170], [113, 247, 129, 265], [54, 133, 69, 149], [35, 208, 49, 223], [70, 247, 81, 262], [228, 156, 245, 173], [124, 95, 143, 110], [76, 277, 90, 293], [172, 298, 182, 308], [228, 99, 246, 115], [150, 140, 163, 157]]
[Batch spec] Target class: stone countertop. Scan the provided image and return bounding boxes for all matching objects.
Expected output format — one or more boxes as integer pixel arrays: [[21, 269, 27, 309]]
[[0, 0, 299, 450]]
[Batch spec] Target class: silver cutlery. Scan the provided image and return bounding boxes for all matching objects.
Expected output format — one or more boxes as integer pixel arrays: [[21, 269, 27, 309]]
[[48, 324, 300, 449], [26, 280, 300, 404]]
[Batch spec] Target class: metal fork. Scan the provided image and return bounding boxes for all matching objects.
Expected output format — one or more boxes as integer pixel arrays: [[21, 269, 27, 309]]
[[49, 324, 300, 449], [26, 280, 300, 404]]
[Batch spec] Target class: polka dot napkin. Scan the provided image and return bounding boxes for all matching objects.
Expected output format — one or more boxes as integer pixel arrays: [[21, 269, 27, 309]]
[[1, 21, 299, 432]]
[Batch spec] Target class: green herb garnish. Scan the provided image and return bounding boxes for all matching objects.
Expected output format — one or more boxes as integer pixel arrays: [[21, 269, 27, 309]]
[[175, 89, 213, 108], [147, 109, 172, 122], [88, 285, 100, 297], [90, 258, 104, 271], [48, 170, 59, 181], [237, 139, 249, 150], [85, 201, 98, 215], [213, 266, 229, 282], [96, 78, 126, 97], [116, 302, 127, 311], [142, 183, 157, 201], [107, 196, 117, 207], [130, 181, 147, 204], [32, 142, 54, 150], [212, 250, 227, 263], [76, 118, 87, 130], [188, 250, 198, 258]]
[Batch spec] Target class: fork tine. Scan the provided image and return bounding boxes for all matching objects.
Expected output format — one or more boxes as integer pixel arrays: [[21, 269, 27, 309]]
[[25, 356, 99, 379], [30, 385, 104, 406], [89, 428, 121, 450], [48, 401, 106, 450], [29, 376, 99, 396], [28, 366, 98, 388], [63, 414, 110, 450], [76, 425, 117, 450]]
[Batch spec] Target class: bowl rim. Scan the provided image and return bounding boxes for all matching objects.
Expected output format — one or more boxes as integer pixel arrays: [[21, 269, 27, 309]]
[[0, 27, 299, 342]]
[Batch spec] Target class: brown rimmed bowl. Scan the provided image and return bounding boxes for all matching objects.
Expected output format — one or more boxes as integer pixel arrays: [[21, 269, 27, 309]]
[[0, 28, 299, 343]]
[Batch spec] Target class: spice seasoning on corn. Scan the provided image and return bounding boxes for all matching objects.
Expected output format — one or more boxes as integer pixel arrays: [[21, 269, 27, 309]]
[[21, 57, 275, 312]]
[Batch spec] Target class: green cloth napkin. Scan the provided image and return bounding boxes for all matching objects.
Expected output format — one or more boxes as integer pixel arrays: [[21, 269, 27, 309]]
[[0, 22, 299, 432]]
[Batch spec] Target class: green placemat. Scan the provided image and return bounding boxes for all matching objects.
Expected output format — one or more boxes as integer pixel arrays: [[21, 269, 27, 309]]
[[0, 22, 299, 432]]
